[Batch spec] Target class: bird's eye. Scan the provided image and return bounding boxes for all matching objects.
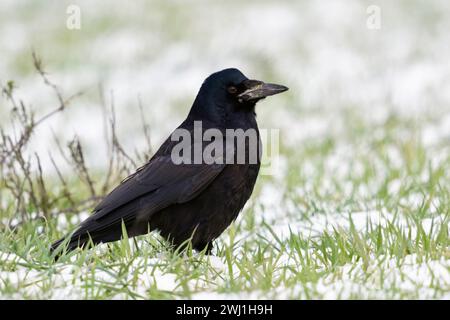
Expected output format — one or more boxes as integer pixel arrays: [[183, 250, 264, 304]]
[[227, 86, 237, 94]]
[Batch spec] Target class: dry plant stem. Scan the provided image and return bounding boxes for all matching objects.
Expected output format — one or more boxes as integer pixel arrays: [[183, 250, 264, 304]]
[[1, 51, 154, 231], [0, 51, 82, 228], [68, 137, 97, 198], [109, 91, 138, 170]]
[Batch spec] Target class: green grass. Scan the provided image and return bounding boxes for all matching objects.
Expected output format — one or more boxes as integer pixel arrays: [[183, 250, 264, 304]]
[[1, 109, 449, 299], [1, 0, 449, 300]]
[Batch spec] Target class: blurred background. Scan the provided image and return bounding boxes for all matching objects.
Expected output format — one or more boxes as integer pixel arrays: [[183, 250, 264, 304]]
[[1, 0, 449, 174], [1, 0, 449, 299]]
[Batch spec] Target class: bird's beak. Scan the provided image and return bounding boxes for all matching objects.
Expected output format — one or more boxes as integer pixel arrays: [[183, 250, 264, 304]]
[[238, 80, 288, 102]]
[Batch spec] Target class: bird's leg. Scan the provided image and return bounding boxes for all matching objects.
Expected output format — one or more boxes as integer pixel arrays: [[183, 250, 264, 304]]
[[205, 241, 214, 255], [193, 240, 214, 255]]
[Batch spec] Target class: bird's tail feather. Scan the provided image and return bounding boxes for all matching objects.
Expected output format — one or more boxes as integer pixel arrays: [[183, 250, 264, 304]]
[[50, 223, 126, 256], [50, 199, 143, 257]]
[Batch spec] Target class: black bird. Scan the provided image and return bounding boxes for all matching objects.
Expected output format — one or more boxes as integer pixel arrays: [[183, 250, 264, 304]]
[[51, 68, 288, 254]]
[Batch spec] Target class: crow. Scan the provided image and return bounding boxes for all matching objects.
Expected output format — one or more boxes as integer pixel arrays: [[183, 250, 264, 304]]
[[51, 68, 288, 255]]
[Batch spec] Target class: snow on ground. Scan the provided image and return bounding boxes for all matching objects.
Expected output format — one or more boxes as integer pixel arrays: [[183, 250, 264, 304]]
[[3, 246, 448, 299], [0, 1, 449, 299], [191, 254, 450, 300], [1, 204, 448, 299]]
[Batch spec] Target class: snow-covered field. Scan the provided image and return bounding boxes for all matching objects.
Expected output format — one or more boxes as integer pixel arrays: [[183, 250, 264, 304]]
[[0, 0, 449, 299]]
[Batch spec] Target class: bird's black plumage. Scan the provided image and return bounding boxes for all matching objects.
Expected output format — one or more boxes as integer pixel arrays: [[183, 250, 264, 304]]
[[51, 68, 288, 254]]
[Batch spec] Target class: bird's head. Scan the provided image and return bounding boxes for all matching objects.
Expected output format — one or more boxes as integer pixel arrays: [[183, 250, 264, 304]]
[[189, 68, 288, 124]]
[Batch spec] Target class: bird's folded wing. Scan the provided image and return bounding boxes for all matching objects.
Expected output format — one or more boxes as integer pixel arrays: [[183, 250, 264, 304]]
[[90, 155, 225, 224]]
